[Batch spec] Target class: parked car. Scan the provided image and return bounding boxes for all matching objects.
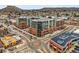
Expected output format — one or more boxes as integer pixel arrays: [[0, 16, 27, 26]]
[[71, 50, 76, 53], [75, 46, 79, 48]]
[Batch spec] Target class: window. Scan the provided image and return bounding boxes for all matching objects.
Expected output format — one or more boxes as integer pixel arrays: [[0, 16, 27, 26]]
[[42, 21, 48, 30], [31, 21, 37, 28], [19, 18, 27, 24], [50, 20, 53, 27], [37, 22, 42, 37], [28, 19, 31, 26]]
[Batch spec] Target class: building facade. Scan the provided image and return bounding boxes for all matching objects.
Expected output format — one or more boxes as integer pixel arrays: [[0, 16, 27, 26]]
[[30, 17, 65, 37], [16, 16, 65, 37], [30, 18, 56, 37]]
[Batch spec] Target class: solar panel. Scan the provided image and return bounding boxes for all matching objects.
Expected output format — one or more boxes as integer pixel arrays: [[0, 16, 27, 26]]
[[57, 40, 64, 44], [59, 35, 69, 40], [52, 31, 79, 47]]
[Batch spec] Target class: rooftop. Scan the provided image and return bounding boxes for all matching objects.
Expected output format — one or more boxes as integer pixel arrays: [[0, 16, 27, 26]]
[[32, 18, 54, 22], [19, 16, 42, 19], [1, 36, 17, 46], [73, 29, 79, 34], [0, 35, 21, 47], [19, 16, 27, 18], [51, 30, 79, 47]]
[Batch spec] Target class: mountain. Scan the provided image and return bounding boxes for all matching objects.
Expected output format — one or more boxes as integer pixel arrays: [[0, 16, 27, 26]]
[[0, 6, 79, 16], [40, 7, 79, 11], [0, 6, 23, 14]]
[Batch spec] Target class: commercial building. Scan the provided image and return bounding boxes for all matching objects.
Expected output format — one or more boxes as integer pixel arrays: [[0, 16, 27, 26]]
[[16, 16, 65, 37], [1, 35, 21, 48], [48, 29, 79, 52], [30, 18, 55, 37], [0, 25, 8, 37], [16, 16, 41, 29], [16, 16, 28, 29], [9, 19, 16, 25], [30, 17, 65, 37], [64, 16, 79, 26], [55, 17, 65, 30]]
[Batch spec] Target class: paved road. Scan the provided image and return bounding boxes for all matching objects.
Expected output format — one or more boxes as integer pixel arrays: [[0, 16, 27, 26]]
[[2, 23, 70, 53], [8, 25, 52, 53]]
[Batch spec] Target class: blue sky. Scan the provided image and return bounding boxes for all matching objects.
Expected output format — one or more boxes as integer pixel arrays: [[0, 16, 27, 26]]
[[0, 5, 79, 9]]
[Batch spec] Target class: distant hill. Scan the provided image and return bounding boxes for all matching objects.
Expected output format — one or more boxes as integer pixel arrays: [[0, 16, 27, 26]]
[[0, 6, 79, 16], [40, 7, 79, 11], [0, 6, 23, 14]]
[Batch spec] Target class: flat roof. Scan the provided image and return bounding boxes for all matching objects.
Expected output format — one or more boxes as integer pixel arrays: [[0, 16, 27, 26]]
[[51, 32, 79, 47], [56, 17, 63, 21], [19, 16, 27, 18], [13, 35, 21, 41], [1, 36, 17, 46], [73, 29, 79, 34], [19, 16, 43, 19], [32, 18, 54, 22]]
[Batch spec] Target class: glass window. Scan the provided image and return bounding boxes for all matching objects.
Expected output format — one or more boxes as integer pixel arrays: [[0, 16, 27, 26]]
[[31, 21, 36, 28], [37, 22, 42, 37], [53, 20, 56, 26], [19, 18, 27, 23], [28, 19, 30, 26], [42, 21, 48, 30], [50, 20, 53, 27]]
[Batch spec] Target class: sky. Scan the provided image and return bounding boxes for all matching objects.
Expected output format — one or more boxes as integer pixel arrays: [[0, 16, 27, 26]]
[[0, 5, 79, 10]]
